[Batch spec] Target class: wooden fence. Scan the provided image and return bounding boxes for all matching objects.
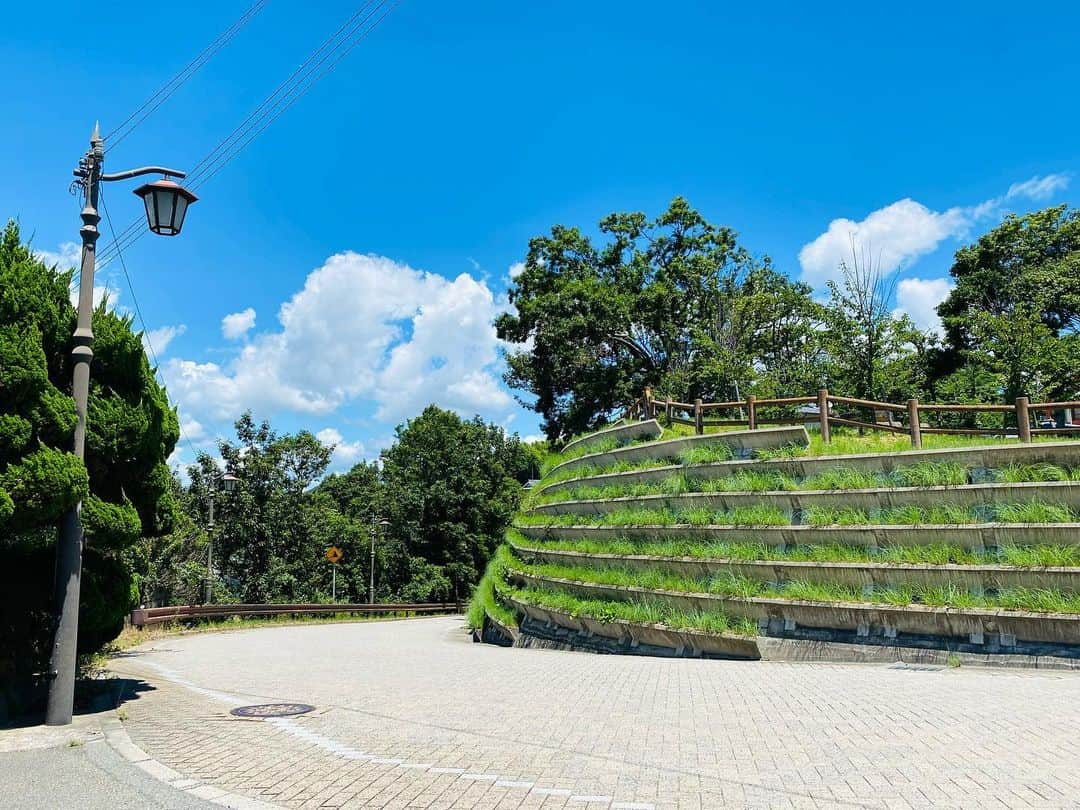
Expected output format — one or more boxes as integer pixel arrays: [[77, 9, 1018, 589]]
[[625, 388, 1080, 449]]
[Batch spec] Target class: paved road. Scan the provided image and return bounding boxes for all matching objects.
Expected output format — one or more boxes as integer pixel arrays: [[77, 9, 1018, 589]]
[[105, 616, 1080, 809], [0, 710, 213, 810]]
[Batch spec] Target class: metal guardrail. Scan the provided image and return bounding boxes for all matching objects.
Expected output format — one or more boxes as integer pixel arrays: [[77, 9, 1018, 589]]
[[130, 602, 460, 628]]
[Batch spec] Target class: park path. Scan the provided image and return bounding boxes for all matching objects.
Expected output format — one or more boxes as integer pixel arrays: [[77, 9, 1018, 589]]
[[108, 616, 1080, 809]]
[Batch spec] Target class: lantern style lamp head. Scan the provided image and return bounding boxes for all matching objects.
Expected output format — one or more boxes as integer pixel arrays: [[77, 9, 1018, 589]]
[[221, 473, 240, 493], [134, 177, 197, 236]]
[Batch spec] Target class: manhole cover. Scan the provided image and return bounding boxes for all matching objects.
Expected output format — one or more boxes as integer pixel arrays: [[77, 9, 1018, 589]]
[[230, 703, 315, 718]]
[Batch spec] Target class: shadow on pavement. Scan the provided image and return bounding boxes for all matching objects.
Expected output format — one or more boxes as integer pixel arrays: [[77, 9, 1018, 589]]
[[2, 678, 156, 731]]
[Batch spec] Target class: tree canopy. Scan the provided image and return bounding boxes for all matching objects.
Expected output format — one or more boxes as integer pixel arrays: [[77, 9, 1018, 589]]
[[0, 221, 178, 685], [165, 406, 532, 608], [496, 197, 824, 441]]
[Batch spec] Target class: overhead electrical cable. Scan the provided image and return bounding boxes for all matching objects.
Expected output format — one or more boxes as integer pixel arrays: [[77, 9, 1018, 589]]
[[100, 189, 201, 464], [96, 0, 402, 271], [105, 0, 270, 150]]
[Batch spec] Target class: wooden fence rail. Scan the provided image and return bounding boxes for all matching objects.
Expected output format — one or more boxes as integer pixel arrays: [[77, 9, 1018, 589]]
[[624, 387, 1080, 448], [130, 602, 460, 628]]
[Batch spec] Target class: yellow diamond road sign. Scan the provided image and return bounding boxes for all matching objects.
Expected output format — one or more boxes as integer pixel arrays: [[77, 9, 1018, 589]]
[[325, 546, 343, 564]]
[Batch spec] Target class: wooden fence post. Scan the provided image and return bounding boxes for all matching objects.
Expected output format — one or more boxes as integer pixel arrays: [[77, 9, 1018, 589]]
[[817, 388, 831, 443], [644, 386, 653, 420], [1016, 396, 1031, 443], [747, 394, 757, 430], [694, 398, 703, 435], [907, 398, 922, 449], [664, 398, 672, 425]]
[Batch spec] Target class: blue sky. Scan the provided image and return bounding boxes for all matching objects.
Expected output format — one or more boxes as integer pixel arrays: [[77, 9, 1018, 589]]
[[4, 1, 1078, 472]]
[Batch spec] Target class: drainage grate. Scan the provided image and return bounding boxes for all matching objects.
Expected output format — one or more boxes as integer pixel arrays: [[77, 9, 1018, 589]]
[[230, 703, 315, 718]]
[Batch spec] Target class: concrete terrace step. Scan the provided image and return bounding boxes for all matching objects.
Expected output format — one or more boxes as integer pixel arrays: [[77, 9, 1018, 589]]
[[528, 480, 1080, 517], [546, 426, 809, 478], [507, 596, 761, 659], [508, 571, 1080, 646], [561, 419, 663, 455], [537, 440, 1080, 497], [514, 521, 1080, 550], [510, 543, 1080, 592]]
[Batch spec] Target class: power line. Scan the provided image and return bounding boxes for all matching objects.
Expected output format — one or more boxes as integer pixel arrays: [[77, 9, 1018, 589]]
[[100, 188, 201, 465], [186, 0, 391, 186], [193, 0, 402, 191], [96, 0, 401, 269], [104, 0, 270, 150]]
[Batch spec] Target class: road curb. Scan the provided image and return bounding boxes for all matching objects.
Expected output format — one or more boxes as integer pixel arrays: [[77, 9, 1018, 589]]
[[101, 710, 281, 810]]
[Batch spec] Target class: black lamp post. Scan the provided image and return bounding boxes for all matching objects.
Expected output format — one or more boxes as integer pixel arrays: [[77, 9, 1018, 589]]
[[45, 124, 198, 726]]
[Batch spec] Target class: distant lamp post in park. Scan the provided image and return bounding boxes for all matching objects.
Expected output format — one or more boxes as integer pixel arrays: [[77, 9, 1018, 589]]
[[45, 124, 198, 727], [205, 472, 240, 604], [369, 516, 390, 604]]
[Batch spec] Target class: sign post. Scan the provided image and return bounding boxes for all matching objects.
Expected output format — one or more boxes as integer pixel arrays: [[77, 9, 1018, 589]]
[[325, 546, 343, 602]]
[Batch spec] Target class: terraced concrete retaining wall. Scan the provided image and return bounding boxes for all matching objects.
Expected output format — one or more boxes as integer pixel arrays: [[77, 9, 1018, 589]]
[[538, 441, 1080, 497], [515, 522, 1080, 550], [561, 419, 663, 454], [508, 597, 760, 659], [510, 571, 1080, 646], [547, 426, 809, 477], [530, 480, 1080, 517], [512, 544, 1080, 591]]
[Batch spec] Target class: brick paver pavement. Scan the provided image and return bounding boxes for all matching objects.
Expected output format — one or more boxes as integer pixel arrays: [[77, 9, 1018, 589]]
[[109, 617, 1080, 809]]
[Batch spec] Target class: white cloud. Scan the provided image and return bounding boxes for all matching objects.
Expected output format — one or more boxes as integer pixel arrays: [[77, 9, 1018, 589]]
[[163, 252, 515, 428], [893, 277, 954, 335], [221, 307, 256, 340], [143, 324, 186, 355], [798, 173, 1071, 289], [1005, 173, 1070, 202], [508, 261, 526, 279], [35, 241, 81, 270], [316, 427, 366, 470], [35, 242, 123, 310], [180, 416, 206, 441]]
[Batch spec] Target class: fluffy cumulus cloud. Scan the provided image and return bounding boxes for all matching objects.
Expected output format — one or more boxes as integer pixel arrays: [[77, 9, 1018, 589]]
[[508, 261, 526, 279], [221, 307, 257, 340], [35, 242, 123, 310], [316, 427, 366, 470], [162, 252, 515, 437], [893, 277, 954, 335], [798, 173, 1071, 289], [143, 324, 186, 355]]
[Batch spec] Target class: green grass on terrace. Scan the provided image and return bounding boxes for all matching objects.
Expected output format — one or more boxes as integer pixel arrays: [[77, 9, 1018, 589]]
[[505, 529, 1080, 567], [504, 584, 760, 637], [536, 427, 1080, 492], [755, 429, 1080, 460], [516, 501, 1078, 527], [503, 553, 1080, 614]]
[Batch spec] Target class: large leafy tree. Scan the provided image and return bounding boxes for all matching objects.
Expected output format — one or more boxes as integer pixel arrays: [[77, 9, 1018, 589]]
[[496, 197, 820, 441], [188, 413, 332, 603], [937, 205, 1080, 402], [380, 406, 530, 602], [0, 221, 178, 688]]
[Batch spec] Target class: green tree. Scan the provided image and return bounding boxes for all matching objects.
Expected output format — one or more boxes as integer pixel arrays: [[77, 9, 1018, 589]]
[[819, 242, 926, 403], [937, 205, 1080, 402], [188, 413, 332, 603], [497, 197, 819, 441], [380, 406, 529, 602], [0, 221, 178, 689]]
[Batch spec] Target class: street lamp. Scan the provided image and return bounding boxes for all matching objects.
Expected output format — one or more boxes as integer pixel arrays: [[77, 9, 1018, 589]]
[[369, 516, 390, 604], [205, 472, 239, 604], [45, 124, 198, 726]]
